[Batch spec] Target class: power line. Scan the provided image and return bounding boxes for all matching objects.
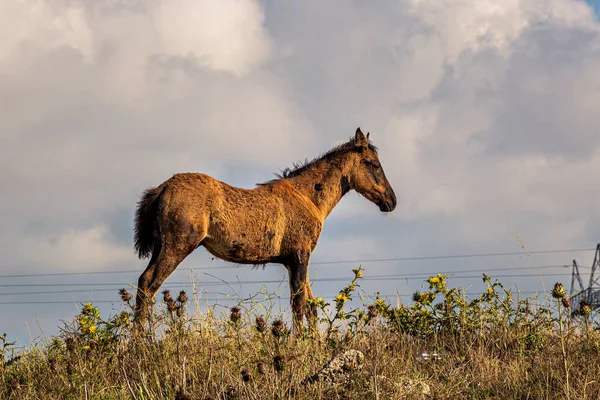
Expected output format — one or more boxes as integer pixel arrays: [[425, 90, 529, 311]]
[[0, 272, 574, 288], [0, 288, 224, 297], [0, 264, 578, 297], [310, 248, 596, 265], [0, 247, 593, 279]]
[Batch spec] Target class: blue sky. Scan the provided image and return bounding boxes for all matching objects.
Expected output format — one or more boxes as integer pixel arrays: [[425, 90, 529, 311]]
[[2, 0, 600, 345], [587, 0, 600, 15]]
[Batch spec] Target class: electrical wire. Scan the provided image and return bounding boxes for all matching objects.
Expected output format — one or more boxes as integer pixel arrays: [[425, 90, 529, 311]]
[[0, 247, 593, 279]]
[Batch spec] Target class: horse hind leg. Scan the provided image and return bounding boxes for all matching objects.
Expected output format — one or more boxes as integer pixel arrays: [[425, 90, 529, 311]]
[[135, 239, 162, 326], [148, 236, 204, 299], [135, 228, 206, 328]]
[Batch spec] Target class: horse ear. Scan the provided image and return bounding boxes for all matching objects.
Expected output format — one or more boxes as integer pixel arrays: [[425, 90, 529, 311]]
[[354, 127, 368, 148]]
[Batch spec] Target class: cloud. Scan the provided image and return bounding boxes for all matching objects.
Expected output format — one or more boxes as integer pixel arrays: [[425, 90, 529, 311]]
[[6, 226, 132, 271], [0, 0, 317, 274], [151, 0, 273, 75]]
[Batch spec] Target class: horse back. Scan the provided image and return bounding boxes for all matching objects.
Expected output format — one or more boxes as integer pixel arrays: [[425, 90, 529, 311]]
[[160, 173, 322, 264]]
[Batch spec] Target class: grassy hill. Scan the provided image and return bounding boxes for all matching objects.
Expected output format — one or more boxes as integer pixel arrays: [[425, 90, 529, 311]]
[[1, 269, 599, 399]]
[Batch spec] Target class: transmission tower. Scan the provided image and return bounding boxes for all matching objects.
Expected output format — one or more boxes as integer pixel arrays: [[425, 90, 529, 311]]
[[570, 243, 600, 315]]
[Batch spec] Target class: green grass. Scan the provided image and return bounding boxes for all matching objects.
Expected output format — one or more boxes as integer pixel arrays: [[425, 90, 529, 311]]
[[2, 270, 600, 399]]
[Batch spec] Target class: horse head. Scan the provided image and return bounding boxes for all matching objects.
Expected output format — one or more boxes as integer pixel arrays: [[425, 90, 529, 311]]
[[349, 128, 397, 212]]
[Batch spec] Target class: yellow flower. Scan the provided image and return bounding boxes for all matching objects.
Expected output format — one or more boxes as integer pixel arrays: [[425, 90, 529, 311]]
[[487, 287, 493, 294], [336, 293, 349, 302], [83, 345, 90, 350], [316, 297, 323, 303], [89, 326, 97, 334], [429, 277, 439, 284], [356, 271, 363, 278]]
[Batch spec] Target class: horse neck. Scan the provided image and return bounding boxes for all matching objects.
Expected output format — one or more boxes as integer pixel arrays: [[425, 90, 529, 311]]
[[288, 156, 354, 219]]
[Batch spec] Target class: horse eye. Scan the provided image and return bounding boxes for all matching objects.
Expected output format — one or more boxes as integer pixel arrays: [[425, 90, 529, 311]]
[[362, 160, 380, 169]]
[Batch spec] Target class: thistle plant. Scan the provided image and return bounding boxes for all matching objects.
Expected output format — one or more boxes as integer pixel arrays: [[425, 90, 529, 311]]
[[551, 282, 570, 400]]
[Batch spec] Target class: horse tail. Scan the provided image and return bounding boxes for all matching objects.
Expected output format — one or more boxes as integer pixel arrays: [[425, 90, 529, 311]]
[[134, 186, 164, 259]]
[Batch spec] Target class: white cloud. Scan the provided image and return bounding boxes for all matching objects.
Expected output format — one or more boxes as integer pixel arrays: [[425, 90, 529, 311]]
[[0, 0, 93, 62], [9, 226, 132, 271], [151, 0, 273, 75], [0, 0, 315, 273]]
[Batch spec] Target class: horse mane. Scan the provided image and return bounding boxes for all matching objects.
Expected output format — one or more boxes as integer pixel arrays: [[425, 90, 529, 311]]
[[259, 136, 378, 185]]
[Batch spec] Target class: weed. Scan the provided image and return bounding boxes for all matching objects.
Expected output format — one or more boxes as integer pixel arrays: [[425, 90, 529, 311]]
[[2, 270, 600, 399]]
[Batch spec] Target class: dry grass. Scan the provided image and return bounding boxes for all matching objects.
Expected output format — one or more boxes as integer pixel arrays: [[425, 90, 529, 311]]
[[2, 271, 600, 399]]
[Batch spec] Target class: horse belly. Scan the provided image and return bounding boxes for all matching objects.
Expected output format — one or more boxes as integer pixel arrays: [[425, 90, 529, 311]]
[[202, 225, 282, 265]]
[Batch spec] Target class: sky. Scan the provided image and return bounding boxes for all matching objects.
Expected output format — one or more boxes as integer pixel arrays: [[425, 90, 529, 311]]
[[1, 0, 600, 345]]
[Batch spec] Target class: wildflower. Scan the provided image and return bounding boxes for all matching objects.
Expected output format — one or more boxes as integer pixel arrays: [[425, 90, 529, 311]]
[[83, 345, 90, 351], [115, 311, 131, 327], [273, 355, 284, 372], [367, 304, 378, 319], [336, 293, 349, 303], [255, 316, 268, 333], [163, 290, 173, 303], [240, 368, 251, 383], [561, 297, 571, 309], [119, 288, 132, 303], [315, 297, 324, 304], [230, 306, 242, 324], [429, 276, 439, 284], [419, 293, 432, 305], [579, 300, 592, 317], [88, 325, 97, 334], [352, 267, 364, 279], [551, 283, 566, 299], [167, 299, 179, 313], [81, 303, 100, 319], [271, 319, 287, 337], [82, 303, 94, 314], [412, 291, 422, 303], [487, 287, 493, 295], [177, 291, 188, 304], [257, 362, 265, 375], [78, 315, 92, 328]]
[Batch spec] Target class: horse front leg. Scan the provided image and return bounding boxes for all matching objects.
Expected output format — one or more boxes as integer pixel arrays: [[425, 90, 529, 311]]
[[288, 249, 310, 337]]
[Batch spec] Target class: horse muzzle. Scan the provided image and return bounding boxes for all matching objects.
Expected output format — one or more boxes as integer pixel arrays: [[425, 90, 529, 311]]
[[378, 192, 397, 212]]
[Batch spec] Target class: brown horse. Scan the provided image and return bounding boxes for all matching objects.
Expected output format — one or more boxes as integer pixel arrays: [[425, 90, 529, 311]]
[[133, 128, 397, 334]]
